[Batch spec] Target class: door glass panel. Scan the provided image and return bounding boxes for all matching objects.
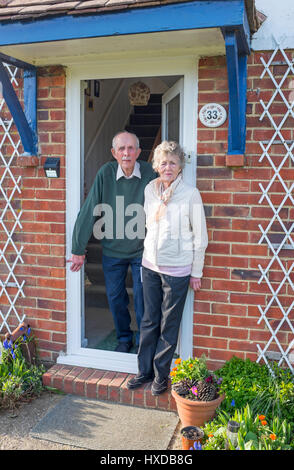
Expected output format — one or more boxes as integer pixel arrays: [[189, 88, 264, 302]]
[[166, 93, 180, 142]]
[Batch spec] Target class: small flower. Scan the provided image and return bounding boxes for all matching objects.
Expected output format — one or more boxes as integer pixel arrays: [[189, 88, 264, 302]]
[[11, 352, 16, 360], [3, 339, 9, 350], [258, 415, 266, 421], [217, 377, 223, 385], [23, 335, 27, 341], [191, 386, 198, 396], [170, 370, 176, 377], [175, 358, 181, 365], [261, 420, 267, 426], [191, 441, 202, 450], [231, 399, 235, 407], [208, 433, 214, 438], [27, 327, 31, 335], [205, 375, 213, 383], [189, 364, 193, 368], [269, 434, 276, 441], [172, 366, 178, 371]]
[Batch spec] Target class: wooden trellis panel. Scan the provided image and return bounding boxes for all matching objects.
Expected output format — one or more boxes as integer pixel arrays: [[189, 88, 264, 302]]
[[0, 64, 25, 335], [257, 38, 294, 375]]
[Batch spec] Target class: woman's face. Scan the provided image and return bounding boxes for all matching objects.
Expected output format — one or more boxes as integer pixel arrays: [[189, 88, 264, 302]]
[[157, 153, 181, 186]]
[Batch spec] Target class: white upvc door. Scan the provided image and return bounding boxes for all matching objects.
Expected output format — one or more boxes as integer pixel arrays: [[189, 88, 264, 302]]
[[162, 77, 184, 144], [60, 54, 198, 373]]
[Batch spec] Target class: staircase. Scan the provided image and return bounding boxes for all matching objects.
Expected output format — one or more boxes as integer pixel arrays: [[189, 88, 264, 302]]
[[126, 93, 162, 162]]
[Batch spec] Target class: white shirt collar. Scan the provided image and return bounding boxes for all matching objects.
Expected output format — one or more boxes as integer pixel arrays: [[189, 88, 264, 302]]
[[116, 161, 141, 180]]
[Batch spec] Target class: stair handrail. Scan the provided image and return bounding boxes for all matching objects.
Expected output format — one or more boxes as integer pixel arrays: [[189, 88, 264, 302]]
[[85, 79, 125, 164], [148, 125, 161, 163]]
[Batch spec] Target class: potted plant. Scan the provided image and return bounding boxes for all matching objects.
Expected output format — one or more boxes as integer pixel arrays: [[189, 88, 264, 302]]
[[170, 355, 225, 428], [180, 425, 204, 450]]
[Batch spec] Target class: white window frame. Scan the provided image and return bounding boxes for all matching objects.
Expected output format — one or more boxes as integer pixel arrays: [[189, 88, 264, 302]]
[[60, 54, 199, 372]]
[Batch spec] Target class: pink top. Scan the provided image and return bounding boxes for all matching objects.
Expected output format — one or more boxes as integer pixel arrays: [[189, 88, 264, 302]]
[[142, 257, 192, 277]]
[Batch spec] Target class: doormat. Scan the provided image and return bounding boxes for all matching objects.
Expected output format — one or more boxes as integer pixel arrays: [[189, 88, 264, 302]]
[[30, 395, 178, 450], [95, 330, 138, 354]]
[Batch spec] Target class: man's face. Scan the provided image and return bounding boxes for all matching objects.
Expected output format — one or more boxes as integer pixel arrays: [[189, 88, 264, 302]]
[[111, 133, 141, 176]]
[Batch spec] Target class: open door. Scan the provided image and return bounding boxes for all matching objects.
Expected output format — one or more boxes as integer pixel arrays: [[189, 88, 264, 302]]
[[162, 78, 184, 144]]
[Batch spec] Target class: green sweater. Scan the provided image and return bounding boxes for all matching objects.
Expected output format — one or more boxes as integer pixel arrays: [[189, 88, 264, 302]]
[[72, 160, 156, 258]]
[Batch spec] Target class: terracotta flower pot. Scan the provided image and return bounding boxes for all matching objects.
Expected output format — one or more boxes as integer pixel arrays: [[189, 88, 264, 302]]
[[171, 389, 225, 428], [181, 426, 204, 450]]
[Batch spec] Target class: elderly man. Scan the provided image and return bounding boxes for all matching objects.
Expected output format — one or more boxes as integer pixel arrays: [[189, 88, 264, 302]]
[[68, 131, 156, 353]]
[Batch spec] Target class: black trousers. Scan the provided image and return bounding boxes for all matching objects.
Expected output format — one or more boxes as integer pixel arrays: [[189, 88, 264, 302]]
[[137, 266, 190, 381]]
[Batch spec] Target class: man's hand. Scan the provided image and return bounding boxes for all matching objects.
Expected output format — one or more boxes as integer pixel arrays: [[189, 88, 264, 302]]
[[67, 254, 86, 272], [190, 277, 201, 291]]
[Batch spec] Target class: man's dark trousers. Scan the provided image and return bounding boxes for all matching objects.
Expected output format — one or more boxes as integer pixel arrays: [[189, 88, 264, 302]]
[[102, 254, 144, 346]]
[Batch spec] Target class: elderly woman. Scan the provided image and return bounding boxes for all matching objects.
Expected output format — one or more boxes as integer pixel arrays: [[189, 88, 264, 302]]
[[127, 141, 208, 395]]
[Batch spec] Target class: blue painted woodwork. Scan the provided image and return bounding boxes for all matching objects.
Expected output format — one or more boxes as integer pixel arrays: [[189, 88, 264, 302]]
[[23, 68, 37, 152], [224, 29, 248, 155], [0, 0, 251, 157], [0, 0, 250, 53], [0, 62, 37, 155]]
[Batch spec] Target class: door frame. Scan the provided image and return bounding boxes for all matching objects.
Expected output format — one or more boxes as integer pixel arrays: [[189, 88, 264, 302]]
[[60, 54, 199, 372], [162, 77, 184, 143]]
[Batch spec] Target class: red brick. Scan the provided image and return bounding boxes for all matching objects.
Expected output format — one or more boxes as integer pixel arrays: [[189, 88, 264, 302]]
[[86, 370, 106, 399]]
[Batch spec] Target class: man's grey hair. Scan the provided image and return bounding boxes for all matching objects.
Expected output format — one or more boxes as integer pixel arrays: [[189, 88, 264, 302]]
[[112, 131, 140, 150]]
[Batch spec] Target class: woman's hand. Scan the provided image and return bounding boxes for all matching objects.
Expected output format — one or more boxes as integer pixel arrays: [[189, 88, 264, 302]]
[[190, 277, 201, 291], [67, 254, 86, 272]]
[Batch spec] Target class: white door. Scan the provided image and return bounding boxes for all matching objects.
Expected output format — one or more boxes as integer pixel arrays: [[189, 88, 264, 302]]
[[162, 78, 184, 144], [63, 57, 197, 372]]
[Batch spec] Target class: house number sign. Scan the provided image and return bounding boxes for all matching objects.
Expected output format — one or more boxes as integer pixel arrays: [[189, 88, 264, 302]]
[[199, 103, 227, 127]]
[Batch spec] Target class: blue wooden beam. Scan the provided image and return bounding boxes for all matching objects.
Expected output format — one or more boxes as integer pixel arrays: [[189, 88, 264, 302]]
[[224, 29, 247, 155], [0, 0, 250, 53], [0, 62, 37, 155]]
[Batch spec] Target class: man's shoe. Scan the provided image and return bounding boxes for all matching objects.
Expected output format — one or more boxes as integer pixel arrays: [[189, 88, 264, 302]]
[[151, 377, 168, 396], [115, 341, 133, 353], [127, 374, 153, 389]]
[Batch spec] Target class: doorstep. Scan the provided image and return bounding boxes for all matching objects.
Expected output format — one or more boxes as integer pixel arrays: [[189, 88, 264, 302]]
[[42, 364, 177, 412]]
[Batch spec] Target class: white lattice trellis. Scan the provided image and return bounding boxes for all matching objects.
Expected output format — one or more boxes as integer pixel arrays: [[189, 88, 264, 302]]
[[257, 38, 294, 375], [0, 63, 25, 335]]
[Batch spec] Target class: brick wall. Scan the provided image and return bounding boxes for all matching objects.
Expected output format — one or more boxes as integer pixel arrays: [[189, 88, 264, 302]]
[[196, 53, 294, 370], [1, 53, 293, 371], [0, 65, 67, 364]]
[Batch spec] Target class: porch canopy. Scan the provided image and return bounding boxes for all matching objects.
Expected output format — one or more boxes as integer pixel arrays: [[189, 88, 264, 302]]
[[0, 0, 260, 156]]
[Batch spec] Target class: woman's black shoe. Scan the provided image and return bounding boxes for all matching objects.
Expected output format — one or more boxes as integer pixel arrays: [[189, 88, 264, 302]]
[[126, 374, 153, 389]]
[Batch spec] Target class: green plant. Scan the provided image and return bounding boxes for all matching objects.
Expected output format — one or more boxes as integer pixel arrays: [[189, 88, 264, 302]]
[[170, 355, 222, 402], [0, 333, 45, 409], [201, 404, 293, 450], [215, 356, 294, 422]]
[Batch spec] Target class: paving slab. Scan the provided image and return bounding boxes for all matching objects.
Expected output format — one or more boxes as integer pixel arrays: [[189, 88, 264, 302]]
[[30, 394, 178, 450]]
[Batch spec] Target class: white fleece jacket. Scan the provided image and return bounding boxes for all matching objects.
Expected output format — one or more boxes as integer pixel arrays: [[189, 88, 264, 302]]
[[143, 179, 208, 278]]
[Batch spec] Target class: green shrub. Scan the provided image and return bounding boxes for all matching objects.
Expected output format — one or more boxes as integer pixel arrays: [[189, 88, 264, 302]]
[[0, 334, 45, 409], [215, 356, 294, 422], [201, 404, 293, 450]]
